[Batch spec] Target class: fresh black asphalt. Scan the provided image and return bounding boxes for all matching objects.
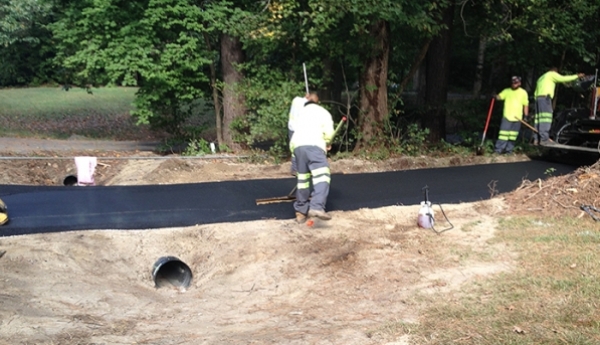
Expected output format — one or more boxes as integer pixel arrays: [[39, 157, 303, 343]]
[[0, 160, 577, 237]]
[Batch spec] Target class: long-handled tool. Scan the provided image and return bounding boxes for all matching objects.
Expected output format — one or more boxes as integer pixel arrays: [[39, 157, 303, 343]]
[[256, 116, 348, 205], [303, 63, 309, 94], [255, 185, 298, 205], [590, 69, 598, 119], [476, 98, 495, 155], [518, 118, 539, 134], [518, 118, 555, 144]]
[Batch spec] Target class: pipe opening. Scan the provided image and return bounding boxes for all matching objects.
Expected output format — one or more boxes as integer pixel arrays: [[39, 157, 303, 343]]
[[63, 175, 78, 186], [152, 256, 192, 289]]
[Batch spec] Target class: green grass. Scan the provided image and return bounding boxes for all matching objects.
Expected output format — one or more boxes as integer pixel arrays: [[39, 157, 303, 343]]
[[0, 86, 157, 140], [0, 86, 136, 118], [0, 87, 137, 117], [370, 216, 600, 344]]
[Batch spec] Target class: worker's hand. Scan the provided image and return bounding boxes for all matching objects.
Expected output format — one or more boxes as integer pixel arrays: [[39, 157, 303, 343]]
[[326, 145, 332, 151], [578, 73, 586, 78]]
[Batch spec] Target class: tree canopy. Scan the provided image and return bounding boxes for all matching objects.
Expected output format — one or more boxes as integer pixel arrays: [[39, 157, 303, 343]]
[[1, 0, 599, 153]]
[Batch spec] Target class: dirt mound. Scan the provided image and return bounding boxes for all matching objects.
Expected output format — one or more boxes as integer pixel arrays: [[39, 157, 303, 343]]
[[0, 151, 135, 186], [0, 200, 509, 345], [503, 160, 600, 220]]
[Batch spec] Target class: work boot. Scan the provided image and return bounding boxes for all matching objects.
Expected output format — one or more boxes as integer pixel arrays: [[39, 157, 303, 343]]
[[540, 140, 555, 146], [295, 212, 307, 224], [308, 209, 332, 221]]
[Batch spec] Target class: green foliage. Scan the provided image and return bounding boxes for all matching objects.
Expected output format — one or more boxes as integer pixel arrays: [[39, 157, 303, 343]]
[[0, 0, 51, 46], [6, 0, 599, 153], [355, 119, 431, 159], [0, 0, 55, 86], [459, 0, 599, 75], [545, 167, 557, 176], [433, 140, 475, 156], [232, 67, 305, 155], [183, 138, 211, 156], [446, 98, 500, 147], [393, 123, 431, 156], [0, 36, 56, 86], [50, 0, 217, 138]]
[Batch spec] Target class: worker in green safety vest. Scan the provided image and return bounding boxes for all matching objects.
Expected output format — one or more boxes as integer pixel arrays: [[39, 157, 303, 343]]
[[493, 76, 529, 154], [534, 67, 585, 145]]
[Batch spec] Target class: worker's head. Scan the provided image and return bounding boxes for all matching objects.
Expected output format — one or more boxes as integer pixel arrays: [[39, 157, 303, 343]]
[[511, 76, 521, 89], [306, 91, 319, 103]]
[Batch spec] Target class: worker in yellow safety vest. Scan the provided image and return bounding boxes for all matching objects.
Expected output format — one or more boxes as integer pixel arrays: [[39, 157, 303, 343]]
[[493, 76, 529, 154], [289, 91, 335, 223], [534, 67, 585, 144]]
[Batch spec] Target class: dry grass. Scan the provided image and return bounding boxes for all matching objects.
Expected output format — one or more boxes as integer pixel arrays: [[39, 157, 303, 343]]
[[366, 215, 600, 344], [504, 160, 600, 219]]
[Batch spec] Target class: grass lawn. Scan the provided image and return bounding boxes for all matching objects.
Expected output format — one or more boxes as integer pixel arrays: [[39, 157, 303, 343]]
[[0, 86, 136, 116], [0, 86, 158, 140]]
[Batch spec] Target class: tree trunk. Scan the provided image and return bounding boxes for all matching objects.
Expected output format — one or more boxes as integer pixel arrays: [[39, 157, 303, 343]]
[[321, 57, 333, 102], [354, 20, 390, 151], [397, 38, 432, 95], [221, 34, 246, 151], [203, 33, 223, 145], [472, 36, 487, 98], [321, 58, 345, 119], [423, 3, 455, 143]]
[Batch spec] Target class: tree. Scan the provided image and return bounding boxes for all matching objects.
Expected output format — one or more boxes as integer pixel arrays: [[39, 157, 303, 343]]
[[357, 20, 390, 147], [51, 0, 233, 140], [0, 0, 54, 86], [50, 0, 275, 149], [220, 34, 246, 150], [0, 0, 51, 46], [300, 0, 449, 150], [422, 2, 455, 143]]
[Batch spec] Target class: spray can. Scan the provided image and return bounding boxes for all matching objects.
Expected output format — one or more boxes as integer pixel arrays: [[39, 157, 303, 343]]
[[417, 186, 435, 229]]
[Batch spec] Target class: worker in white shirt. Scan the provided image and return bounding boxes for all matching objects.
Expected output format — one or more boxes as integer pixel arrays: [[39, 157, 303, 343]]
[[287, 93, 311, 175], [289, 92, 335, 222]]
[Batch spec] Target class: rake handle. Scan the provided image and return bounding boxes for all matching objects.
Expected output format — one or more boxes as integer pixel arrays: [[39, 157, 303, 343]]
[[481, 98, 495, 144]]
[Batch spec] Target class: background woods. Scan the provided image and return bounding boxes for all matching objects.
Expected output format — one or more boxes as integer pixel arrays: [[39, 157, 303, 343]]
[[1, 0, 599, 153]]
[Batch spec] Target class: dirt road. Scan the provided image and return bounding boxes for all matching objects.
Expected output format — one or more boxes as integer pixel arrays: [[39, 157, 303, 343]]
[[0, 136, 159, 153]]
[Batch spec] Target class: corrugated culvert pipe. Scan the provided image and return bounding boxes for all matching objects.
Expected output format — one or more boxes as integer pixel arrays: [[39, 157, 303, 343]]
[[152, 256, 193, 289]]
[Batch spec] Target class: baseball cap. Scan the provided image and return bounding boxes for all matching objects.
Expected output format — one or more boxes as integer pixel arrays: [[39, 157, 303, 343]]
[[511, 76, 522, 83]]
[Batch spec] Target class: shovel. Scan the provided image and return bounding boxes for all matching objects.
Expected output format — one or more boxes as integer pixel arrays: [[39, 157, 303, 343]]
[[476, 98, 495, 155]]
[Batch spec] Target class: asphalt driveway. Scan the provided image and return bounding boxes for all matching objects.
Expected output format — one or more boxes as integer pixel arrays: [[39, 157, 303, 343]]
[[0, 160, 576, 237]]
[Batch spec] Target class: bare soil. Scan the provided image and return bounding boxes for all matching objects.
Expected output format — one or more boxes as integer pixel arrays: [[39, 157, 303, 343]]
[[1, 139, 598, 344]]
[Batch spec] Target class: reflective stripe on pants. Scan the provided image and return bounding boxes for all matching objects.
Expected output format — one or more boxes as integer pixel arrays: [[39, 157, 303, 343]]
[[293, 145, 330, 215], [495, 117, 521, 153], [535, 96, 553, 142]]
